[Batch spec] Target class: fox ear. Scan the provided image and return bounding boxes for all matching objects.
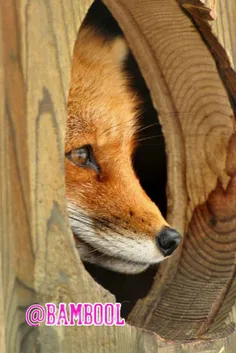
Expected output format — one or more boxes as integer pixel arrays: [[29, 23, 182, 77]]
[[110, 37, 129, 65]]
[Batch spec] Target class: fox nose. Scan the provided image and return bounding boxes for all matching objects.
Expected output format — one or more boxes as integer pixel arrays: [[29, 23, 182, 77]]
[[157, 226, 182, 256]]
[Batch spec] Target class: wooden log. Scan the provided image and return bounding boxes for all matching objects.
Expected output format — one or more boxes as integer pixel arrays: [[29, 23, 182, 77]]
[[1, 0, 236, 352], [102, 0, 236, 341]]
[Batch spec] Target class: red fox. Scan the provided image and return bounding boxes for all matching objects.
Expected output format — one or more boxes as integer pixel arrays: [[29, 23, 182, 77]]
[[65, 0, 182, 274]]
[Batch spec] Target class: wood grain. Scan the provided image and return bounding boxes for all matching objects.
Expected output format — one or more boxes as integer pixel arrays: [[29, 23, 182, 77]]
[[179, 0, 236, 112], [0, 1, 37, 352], [180, 0, 217, 20], [1, 0, 236, 352], [103, 0, 236, 342], [0, 10, 6, 353], [204, 0, 236, 70]]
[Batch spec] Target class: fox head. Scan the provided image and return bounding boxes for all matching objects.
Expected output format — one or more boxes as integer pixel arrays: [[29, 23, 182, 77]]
[[65, 24, 182, 274]]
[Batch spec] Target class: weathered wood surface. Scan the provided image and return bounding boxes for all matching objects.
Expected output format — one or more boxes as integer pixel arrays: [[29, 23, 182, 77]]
[[179, 0, 236, 112], [0, 0, 236, 352], [103, 0, 236, 343], [212, 0, 236, 71], [188, 0, 236, 70]]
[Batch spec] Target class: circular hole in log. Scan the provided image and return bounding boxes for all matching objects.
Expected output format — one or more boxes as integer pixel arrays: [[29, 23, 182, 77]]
[[66, 0, 236, 341]]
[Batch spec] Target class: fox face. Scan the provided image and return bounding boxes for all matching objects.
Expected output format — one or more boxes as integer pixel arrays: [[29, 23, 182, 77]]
[[65, 2, 182, 274]]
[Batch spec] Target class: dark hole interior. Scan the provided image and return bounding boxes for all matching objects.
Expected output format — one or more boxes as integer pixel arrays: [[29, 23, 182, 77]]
[[126, 53, 167, 219], [75, 0, 167, 319]]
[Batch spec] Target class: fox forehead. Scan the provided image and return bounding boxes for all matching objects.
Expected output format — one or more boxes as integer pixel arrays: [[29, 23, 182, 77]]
[[65, 29, 139, 152]]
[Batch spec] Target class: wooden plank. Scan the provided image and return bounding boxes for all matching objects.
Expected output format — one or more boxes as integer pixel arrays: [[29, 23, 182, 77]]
[[0, 257, 6, 353], [0, 6, 5, 350], [0, 1, 37, 352]]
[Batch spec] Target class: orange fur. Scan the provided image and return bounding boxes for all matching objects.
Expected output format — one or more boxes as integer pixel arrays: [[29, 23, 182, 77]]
[[65, 26, 174, 273]]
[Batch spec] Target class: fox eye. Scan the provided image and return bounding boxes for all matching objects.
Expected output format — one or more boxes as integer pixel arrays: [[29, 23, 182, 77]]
[[66, 145, 100, 173], [71, 147, 89, 165]]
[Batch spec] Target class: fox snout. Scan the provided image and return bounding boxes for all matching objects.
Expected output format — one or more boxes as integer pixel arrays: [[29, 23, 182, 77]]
[[66, 156, 182, 274]]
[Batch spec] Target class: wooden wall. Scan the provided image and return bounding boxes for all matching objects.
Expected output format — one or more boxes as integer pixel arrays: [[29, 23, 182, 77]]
[[0, 0, 235, 352]]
